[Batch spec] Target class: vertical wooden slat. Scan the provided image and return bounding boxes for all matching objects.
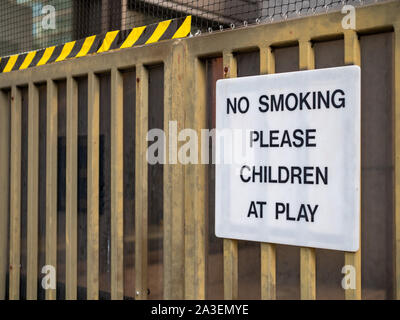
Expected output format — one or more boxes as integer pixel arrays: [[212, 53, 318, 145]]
[[395, 23, 400, 301], [66, 76, 78, 300], [222, 50, 238, 300], [9, 86, 21, 300], [111, 68, 124, 299], [26, 83, 39, 300], [184, 57, 207, 299], [184, 57, 195, 299], [298, 39, 316, 300], [194, 58, 207, 300], [164, 43, 186, 299], [135, 64, 148, 300], [45, 80, 58, 300], [223, 238, 238, 300], [259, 45, 277, 300], [172, 44, 185, 300], [0, 90, 10, 300], [300, 247, 316, 300], [261, 243, 276, 300], [163, 58, 172, 299], [184, 153, 195, 300], [87, 72, 100, 300], [344, 29, 362, 300]]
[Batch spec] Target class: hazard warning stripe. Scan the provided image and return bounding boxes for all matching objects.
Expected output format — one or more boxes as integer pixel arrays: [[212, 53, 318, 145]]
[[159, 19, 180, 41], [97, 30, 120, 53], [146, 20, 172, 44], [74, 36, 96, 58], [19, 51, 36, 70], [0, 57, 7, 72], [120, 26, 146, 49], [3, 55, 19, 73], [172, 16, 192, 39], [55, 41, 76, 62], [0, 16, 191, 74]]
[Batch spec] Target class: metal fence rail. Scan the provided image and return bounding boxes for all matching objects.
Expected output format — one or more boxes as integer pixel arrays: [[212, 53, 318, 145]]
[[0, 0, 399, 300]]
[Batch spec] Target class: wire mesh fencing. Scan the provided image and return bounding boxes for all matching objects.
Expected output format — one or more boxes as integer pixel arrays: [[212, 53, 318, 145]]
[[0, 0, 390, 58]]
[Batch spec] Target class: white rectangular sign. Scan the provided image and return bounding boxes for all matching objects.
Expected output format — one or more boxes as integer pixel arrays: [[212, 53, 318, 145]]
[[215, 66, 360, 252]]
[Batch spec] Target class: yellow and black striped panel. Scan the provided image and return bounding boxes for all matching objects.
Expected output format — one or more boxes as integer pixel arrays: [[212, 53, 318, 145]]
[[0, 16, 191, 74]]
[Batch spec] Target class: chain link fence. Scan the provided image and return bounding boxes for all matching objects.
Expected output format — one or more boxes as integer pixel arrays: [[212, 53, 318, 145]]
[[0, 0, 390, 57]]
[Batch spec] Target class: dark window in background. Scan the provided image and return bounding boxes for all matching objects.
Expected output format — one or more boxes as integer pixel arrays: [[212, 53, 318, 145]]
[[74, 0, 122, 39], [38, 84, 47, 300], [205, 56, 223, 300], [56, 80, 66, 300], [122, 69, 136, 300], [148, 64, 164, 300], [77, 76, 88, 299], [360, 32, 394, 300], [99, 73, 111, 300], [74, 0, 102, 38], [20, 87, 28, 300], [235, 50, 261, 300]]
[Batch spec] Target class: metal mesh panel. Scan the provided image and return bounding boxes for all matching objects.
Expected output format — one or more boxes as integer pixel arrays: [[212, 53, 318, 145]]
[[0, 0, 389, 58]]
